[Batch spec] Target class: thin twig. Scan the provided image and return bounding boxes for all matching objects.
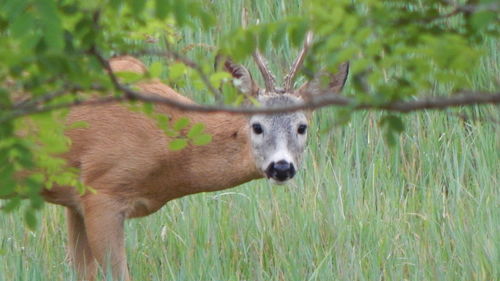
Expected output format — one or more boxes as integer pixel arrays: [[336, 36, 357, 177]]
[[14, 87, 70, 108], [13, 84, 105, 109], [1, 96, 126, 122], [162, 47, 222, 98]]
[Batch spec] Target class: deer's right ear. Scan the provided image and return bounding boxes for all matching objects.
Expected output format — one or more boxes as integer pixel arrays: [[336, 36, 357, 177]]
[[216, 55, 259, 97]]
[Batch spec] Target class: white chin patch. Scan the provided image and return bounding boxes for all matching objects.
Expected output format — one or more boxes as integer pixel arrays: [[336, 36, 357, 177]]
[[269, 178, 291, 185]]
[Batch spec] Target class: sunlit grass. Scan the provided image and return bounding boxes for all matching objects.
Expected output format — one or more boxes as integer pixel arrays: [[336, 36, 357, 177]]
[[1, 0, 498, 280]]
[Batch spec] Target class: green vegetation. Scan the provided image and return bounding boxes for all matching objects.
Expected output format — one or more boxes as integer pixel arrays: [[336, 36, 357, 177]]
[[0, 0, 498, 280]]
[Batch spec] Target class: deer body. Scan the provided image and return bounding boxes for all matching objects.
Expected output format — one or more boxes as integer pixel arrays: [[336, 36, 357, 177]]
[[41, 28, 348, 279], [43, 57, 264, 281], [45, 79, 261, 216]]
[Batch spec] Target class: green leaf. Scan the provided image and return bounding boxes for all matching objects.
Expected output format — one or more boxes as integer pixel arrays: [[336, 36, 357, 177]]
[[258, 24, 270, 51], [192, 78, 205, 91], [24, 209, 37, 230], [0, 87, 11, 107], [470, 11, 496, 31], [272, 22, 287, 47], [109, 0, 123, 9], [384, 130, 397, 146], [187, 123, 205, 138], [380, 115, 404, 146], [2, 197, 21, 213], [232, 94, 245, 106], [174, 117, 190, 131], [198, 8, 215, 29], [173, 1, 187, 26], [165, 130, 178, 138], [386, 115, 404, 133], [150, 61, 163, 78], [30, 194, 44, 210], [333, 108, 352, 126], [116, 71, 143, 84], [192, 134, 212, 146], [142, 102, 154, 115], [155, 114, 170, 131], [127, 0, 146, 15], [155, 0, 171, 19], [248, 96, 260, 106], [289, 22, 308, 48], [209, 72, 231, 89], [67, 121, 89, 129], [244, 30, 257, 57], [2, 0, 28, 21], [0, 164, 16, 196], [10, 12, 34, 38], [0, 178, 16, 196], [168, 63, 187, 80], [350, 58, 371, 75], [12, 142, 34, 168], [168, 138, 188, 151], [343, 16, 359, 35], [35, 0, 64, 51]]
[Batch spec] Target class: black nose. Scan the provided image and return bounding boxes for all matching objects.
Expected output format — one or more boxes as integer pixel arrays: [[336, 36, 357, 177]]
[[266, 160, 296, 182]]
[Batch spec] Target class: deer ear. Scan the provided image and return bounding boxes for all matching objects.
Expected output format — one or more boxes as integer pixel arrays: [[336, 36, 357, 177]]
[[216, 56, 259, 97], [296, 62, 349, 100]]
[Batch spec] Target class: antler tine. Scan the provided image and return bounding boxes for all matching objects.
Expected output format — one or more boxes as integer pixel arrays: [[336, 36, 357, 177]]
[[241, 8, 277, 92], [253, 48, 277, 92], [283, 31, 313, 92]]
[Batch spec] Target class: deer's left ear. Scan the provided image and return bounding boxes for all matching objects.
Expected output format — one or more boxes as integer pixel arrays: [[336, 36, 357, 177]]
[[296, 62, 349, 99], [216, 56, 259, 97]]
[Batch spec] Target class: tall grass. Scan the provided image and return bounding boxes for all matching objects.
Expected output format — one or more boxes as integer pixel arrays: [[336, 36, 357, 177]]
[[1, 0, 498, 280]]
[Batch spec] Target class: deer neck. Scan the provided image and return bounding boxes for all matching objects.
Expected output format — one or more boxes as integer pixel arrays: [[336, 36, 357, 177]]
[[135, 81, 263, 198], [157, 110, 263, 197]]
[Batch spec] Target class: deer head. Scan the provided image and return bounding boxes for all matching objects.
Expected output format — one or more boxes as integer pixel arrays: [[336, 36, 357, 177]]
[[219, 11, 349, 184]]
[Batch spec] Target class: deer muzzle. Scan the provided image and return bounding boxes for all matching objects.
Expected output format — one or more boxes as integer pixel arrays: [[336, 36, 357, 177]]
[[265, 160, 296, 183]]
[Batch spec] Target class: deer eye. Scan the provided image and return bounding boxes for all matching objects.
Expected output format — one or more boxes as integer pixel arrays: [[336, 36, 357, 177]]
[[297, 124, 307, 135], [252, 123, 263, 135]]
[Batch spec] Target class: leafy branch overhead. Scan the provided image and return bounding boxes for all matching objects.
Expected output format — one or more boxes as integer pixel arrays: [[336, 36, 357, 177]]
[[0, 0, 499, 227]]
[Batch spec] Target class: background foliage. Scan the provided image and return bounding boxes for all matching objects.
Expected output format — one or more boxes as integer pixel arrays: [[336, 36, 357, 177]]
[[0, 0, 498, 280]]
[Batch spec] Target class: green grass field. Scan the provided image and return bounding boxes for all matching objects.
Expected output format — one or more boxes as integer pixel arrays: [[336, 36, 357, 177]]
[[1, 1, 499, 280]]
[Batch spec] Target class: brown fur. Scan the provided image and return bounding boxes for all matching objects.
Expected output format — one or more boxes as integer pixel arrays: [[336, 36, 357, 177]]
[[42, 56, 261, 280]]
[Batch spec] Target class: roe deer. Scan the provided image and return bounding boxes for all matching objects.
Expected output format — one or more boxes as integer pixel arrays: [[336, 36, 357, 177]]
[[41, 34, 349, 280]]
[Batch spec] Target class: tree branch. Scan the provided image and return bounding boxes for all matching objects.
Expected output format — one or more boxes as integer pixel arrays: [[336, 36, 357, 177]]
[[2, 86, 497, 124], [1, 49, 498, 124], [91, 49, 500, 115]]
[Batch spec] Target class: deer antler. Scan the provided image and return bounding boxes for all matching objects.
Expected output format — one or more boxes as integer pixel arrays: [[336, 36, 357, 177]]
[[283, 31, 313, 92], [241, 8, 277, 93]]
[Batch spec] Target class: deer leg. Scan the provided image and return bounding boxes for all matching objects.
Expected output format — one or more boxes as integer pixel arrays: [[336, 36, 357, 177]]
[[66, 208, 97, 281], [82, 195, 130, 281]]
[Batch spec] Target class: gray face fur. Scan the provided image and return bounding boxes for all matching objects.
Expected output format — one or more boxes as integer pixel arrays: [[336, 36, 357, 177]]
[[249, 94, 308, 184], [221, 54, 349, 184]]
